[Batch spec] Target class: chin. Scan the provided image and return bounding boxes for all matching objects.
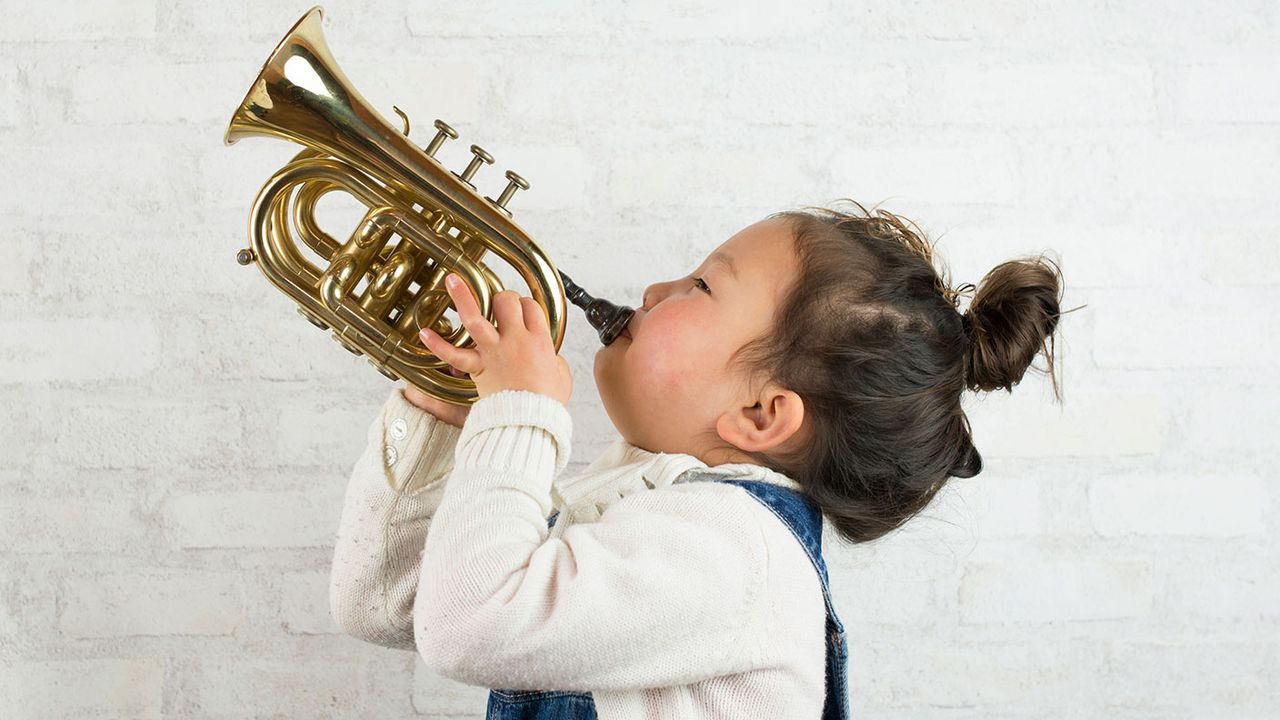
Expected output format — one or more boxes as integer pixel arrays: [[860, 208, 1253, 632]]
[[593, 359, 634, 438]]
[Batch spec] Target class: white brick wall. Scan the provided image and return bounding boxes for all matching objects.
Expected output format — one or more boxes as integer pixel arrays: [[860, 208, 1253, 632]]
[[2, 0, 1276, 717]]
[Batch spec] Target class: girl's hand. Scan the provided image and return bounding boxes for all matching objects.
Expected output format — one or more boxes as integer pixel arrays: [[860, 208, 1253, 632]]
[[418, 273, 572, 408], [402, 372, 471, 428]]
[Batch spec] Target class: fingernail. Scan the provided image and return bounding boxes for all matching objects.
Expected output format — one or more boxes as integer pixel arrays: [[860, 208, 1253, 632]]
[[446, 273, 459, 287]]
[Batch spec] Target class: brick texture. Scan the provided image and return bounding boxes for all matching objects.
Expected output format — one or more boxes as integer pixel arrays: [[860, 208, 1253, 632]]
[[1, 1, 1276, 718]]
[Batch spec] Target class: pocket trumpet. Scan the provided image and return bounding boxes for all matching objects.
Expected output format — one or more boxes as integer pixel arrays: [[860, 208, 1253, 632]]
[[225, 5, 634, 406]]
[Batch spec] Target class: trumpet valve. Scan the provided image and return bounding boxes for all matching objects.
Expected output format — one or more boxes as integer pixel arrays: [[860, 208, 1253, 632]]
[[334, 333, 363, 356], [424, 119, 458, 158], [455, 144, 494, 187], [297, 307, 329, 330], [368, 358, 398, 381], [487, 170, 530, 216]]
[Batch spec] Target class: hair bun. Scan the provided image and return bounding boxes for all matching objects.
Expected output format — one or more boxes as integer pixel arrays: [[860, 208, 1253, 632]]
[[962, 256, 1064, 395], [959, 309, 977, 343]]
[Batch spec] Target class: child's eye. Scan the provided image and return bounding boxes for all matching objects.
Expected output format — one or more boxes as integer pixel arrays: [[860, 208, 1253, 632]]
[[693, 277, 711, 294]]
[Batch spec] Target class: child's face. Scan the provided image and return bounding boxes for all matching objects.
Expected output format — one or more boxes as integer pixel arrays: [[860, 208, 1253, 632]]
[[593, 217, 809, 465]]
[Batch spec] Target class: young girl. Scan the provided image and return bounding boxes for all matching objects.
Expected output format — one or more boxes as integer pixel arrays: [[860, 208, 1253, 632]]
[[329, 199, 1065, 720]]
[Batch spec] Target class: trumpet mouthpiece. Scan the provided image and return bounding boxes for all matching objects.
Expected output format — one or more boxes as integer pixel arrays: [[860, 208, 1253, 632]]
[[559, 271, 635, 347]]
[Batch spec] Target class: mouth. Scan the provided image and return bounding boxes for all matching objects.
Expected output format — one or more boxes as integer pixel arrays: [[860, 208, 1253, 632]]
[[616, 313, 638, 343]]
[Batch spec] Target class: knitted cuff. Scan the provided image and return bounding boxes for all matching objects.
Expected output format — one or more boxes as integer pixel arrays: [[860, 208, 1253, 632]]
[[456, 390, 572, 477]]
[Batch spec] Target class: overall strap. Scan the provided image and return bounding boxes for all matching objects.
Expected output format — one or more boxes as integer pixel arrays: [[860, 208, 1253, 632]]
[[708, 478, 831, 595], [712, 477, 851, 720]]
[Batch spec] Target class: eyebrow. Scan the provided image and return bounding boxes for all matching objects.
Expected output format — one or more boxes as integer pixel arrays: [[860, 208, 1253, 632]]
[[709, 252, 739, 280]]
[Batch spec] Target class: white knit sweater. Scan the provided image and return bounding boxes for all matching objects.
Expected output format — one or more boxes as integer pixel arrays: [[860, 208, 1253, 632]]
[[330, 387, 832, 719]]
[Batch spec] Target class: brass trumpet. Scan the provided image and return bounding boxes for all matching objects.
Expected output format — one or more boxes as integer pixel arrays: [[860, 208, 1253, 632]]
[[225, 5, 634, 405]]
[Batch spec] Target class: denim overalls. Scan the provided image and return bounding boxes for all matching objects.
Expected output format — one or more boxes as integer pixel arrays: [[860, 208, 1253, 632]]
[[484, 475, 851, 720]]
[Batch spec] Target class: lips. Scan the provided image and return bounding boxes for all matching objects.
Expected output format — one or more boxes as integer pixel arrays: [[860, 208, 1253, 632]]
[[618, 313, 639, 342]]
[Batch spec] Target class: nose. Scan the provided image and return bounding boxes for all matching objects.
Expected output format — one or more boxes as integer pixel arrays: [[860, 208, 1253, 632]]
[[640, 280, 670, 311]]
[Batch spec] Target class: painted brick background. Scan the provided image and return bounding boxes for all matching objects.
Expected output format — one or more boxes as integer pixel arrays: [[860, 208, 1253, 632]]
[[2, 0, 1277, 717]]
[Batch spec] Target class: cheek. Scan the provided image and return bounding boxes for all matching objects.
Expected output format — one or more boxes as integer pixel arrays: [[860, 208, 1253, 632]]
[[625, 310, 712, 393], [594, 301, 720, 403]]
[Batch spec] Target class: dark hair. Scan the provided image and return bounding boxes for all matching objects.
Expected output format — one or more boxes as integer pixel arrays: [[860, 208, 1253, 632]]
[[725, 199, 1069, 546]]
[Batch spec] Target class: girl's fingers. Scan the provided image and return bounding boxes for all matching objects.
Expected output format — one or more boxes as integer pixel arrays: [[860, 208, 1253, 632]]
[[420, 326, 480, 374], [491, 290, 526, 335], [444, 273, 499, 346], [418, 326, 452, 363], [521, 296, 549, 337]]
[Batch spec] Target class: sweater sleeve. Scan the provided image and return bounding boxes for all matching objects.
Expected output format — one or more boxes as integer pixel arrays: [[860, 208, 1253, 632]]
[[414, 389, 769, 693], [328, 386, 464, 650]]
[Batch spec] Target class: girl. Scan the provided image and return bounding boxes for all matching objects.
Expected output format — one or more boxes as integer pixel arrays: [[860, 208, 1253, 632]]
[[329, 199, 1065, 719]]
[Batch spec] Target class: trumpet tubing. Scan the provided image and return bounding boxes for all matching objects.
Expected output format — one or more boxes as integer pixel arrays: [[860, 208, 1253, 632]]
[[225, 5, 621, 406]]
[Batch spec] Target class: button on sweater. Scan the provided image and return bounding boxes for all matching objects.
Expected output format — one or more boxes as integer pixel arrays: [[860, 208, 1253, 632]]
[[330, 387, 832, 719]]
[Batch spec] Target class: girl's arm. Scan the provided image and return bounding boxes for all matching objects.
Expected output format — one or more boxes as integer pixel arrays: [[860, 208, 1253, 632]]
[[414, 389, 770, 691], [328, 386, 463, 650]]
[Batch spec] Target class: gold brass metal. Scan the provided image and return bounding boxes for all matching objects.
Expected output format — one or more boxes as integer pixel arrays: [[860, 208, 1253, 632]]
[[224, 5, 572, 406]]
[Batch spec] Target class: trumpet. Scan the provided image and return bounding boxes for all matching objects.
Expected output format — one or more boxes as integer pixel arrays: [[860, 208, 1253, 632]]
[[225, 5, 634, 406]]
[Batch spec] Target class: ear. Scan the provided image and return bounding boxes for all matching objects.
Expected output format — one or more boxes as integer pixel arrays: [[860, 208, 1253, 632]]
[[715, 385, 807, 454]]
